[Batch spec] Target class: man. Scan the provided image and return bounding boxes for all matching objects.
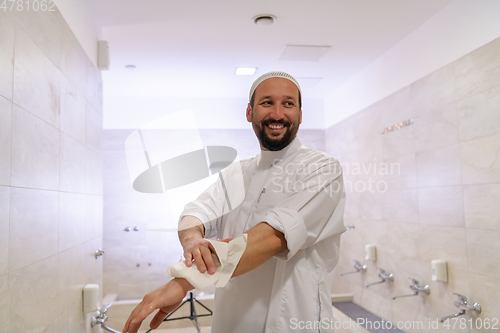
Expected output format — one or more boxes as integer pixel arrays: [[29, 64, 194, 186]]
[[123, 71, 346, 333]]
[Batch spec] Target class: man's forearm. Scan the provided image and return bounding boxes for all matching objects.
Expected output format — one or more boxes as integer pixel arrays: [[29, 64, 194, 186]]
[[232, 222, 287, 277]]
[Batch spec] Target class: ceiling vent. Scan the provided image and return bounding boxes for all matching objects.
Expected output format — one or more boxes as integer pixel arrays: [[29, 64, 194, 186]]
[[279, 45, 331, 62], [253, 14, 276, 25]]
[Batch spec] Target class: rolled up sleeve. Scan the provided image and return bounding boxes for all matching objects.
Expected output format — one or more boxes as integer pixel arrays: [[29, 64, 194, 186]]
[[263, 158, 346, 261]]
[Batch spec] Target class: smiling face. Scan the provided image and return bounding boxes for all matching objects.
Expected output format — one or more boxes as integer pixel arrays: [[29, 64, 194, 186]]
[[246, 77, 302, 151]]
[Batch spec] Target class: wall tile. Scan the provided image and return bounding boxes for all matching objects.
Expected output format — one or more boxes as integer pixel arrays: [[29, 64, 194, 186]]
[[0, 274, 9, 333], [0, 97, 12, 186], [0, 11, 15, 101], [57, 244, 85, 316], [60, 132, 86, 193], [0, 187, 10, 276], [457, 86, 500, 142], [412, 63, 456, 110], [86, 102, 103, 153], [86, 194, 103, 241], [61, 30, 87, 95], [11, 105, 59, 190], [13, 27, 61, 128], [418, 186, 464, 227], [297, 130, 325, 152], [460, 133, 500, 185], [86, 58, 103, 114], [9, 257, 58, 332], [383, 153, 417, 190], [387, 222, 422, 277], [378, 86, 413, 131], [413, 102, 459, 152], [381, 189, 418, 224], [9, 187, 58, 271], [60, 75, 86, 144], [381, 125, 414, 159], [10, 6, 65, 69], [350, 104, 382, 139], [86, 148, 103, 195], [468, 273, 500, 333], [454, 37, 500, 101], [416, 144, 462, 187], [59, 192, 86, 251], [418, 225, 467, 274], [84, 237, 103, 291], [466, 229, 500, 279], [463, 183, 500, 231]]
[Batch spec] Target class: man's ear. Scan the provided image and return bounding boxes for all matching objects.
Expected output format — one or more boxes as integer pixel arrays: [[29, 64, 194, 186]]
[[299, 109, 302, 124], [246, 104, 252, 122]]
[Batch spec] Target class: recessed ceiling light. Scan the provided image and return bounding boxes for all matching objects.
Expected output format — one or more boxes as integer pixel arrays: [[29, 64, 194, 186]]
[[235, 67, 257, 75], [253, 14, 276, 25], [125, 65, 136, 70]]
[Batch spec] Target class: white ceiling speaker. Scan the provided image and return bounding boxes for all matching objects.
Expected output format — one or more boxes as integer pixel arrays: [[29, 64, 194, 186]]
[[98, 40, 110, 70], [253, 14, 276, 25]]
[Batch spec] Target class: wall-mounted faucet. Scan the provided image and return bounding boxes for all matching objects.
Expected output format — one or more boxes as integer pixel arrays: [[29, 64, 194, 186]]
[[393, 278, 430, 299], [94, 249, 105, 259], [91, 304, 121, 333], [340, 260, 367, 276], [439, 293, 482, 322], [366, 268, 393, 287]]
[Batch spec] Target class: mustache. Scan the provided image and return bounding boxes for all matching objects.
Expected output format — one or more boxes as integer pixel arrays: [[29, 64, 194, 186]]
[[261, 119, 291, 127]]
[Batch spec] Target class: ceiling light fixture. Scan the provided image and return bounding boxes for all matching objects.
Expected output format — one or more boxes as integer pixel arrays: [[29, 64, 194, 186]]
[[235, 67, 257, 75], [125, 65, 137, 70], [253, 14, 276, 25]]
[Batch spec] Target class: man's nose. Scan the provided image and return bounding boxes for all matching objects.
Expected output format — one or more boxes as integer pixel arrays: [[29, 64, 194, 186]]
[[268, 105, 284, 120]]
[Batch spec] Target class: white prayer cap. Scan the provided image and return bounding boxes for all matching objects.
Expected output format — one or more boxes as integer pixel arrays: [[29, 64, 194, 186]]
[[249, 71, 301, 101]]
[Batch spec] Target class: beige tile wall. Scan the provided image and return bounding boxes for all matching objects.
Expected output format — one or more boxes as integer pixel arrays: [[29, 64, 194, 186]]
[[0, 7, 103, 333], [328, 37, 500, 333]]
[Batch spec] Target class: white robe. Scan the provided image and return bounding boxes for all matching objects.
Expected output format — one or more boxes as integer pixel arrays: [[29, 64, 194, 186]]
[[180, 137, 346, 333]]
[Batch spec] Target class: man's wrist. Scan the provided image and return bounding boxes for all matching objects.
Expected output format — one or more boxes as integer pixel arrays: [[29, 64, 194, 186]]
[[173, 278, 194, 294]]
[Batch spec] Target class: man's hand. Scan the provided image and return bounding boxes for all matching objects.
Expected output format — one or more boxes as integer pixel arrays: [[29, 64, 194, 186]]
[[182, 236, 217, 274], [122, 278, 193, 333]]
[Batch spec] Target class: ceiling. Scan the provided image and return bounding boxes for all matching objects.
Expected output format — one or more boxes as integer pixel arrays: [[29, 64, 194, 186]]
[[97, 0, 454, 127]]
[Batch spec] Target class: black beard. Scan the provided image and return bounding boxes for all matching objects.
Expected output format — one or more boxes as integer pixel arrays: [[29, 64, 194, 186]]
[[254, 119, 297, 151]]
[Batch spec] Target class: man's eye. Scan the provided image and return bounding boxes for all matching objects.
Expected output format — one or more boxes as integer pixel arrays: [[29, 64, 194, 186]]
[[262, 101, 271, 105], [284, 101, 294, 107]]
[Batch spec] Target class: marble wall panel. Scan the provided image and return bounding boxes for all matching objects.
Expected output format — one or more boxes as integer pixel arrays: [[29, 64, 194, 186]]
[[10, 5, 65, 69], [11, 105, 59, 190], [466, 229, 500, 279], [0, 274, 9, 333], [86, 102, 103, 152], [454, 37, 500, 101], [386, 222, 422, 277], [9, 187, 58, 271], [0, 11, 15, 101], [86, 148, 103, 195], [60, 75, 86, 144], [61, 30, 88, 95], [86, 58, 103, 114], [418, 186, 464, 227], [13, 27, 61, 128], [381, 188, 419, 224], [9, 256, 58, 332], [412, 63, 456, 110], [85, 194, 103, 241], [378, 86, 413, 131], [59, 192, 86, 251], [0, 187, 10, 276], [460, 133, 500, 184], [382, 153, 417, 190], [381, 125, 415, 160], [468, 273, 500, 333], [349, 104, 382, 139], [0, 97, 12, 186], [57, 244, 86, 316], [413, 102, 458, 153], [457, 86, 500, 142], [60, 132, 86, 193], [463, 183, 500, 231], [297, 129, 325, 152], [416, 144, 462, 187]]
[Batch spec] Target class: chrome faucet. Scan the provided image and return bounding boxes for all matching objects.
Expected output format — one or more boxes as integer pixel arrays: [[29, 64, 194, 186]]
[[340, 260, 367, 276], [91, 304, 121, 333], [439, 293, 482, 322], [393, 278, 430, 299], [366, 268, 394, 287]]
